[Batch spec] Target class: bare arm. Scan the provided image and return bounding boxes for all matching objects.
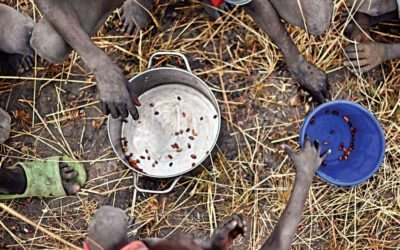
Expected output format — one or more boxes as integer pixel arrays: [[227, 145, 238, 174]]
[[35, 0, 140, 119], [261, 138, 331, 250], [242, 0, 329, 103], [383, 43, 400, 61]]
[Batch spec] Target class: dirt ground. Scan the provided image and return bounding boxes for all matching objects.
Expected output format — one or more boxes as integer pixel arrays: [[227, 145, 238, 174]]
[[1, 0, 400, 249]]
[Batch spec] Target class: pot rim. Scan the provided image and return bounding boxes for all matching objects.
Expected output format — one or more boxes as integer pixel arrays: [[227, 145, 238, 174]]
[[108, 67, 221, 179]]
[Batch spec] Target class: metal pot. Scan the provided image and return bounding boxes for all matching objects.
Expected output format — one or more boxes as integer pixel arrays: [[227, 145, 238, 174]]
[[108, 52, 221, 194]]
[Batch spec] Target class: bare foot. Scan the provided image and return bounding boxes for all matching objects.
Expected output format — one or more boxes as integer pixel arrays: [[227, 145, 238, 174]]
[[60, 163, 82, 195], [344, 43, 387, 73], [0, 4, 34, 73], [290, 60, 330, 103], [0, 53, 34, 74], [120, 0, 152, 35], [0, 162, 82, 195], [0, 108, 11, 144]]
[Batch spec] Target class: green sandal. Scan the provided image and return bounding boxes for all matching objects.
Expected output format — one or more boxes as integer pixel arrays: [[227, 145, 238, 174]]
[[0, 156, 86, 199]]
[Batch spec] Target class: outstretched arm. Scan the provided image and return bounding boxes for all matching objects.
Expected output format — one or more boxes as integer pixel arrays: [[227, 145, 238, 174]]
[[261, 137, 331, 250], [35, 0, 140, 119]]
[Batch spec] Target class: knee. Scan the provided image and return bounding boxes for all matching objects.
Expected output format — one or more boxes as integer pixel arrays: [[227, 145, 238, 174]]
[[306, 16, 331, 36], [30, 19, 71, 64], [306, 1, 333, 35]]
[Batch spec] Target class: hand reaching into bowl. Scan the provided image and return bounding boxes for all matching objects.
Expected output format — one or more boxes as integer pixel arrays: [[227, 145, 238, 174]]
[[284, 136, 331, 179]]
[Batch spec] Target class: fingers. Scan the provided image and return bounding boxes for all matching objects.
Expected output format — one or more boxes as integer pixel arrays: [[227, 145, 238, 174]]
[[108, 104, 119, 119], [218, 215, 247, 238], [344, 60, 373, 73], [345, 59, 370, 68], [345, 44, 365, 53], [314, 140, 321, 154], [235, 214, 247, 236], [127, 102, 139, 120], [122, 19, 129, 33], [304, 136, 312, 148], [117, 103, 128, 119], [320, 149, 332, 161], [125, 22, 136, 35], [128, 88, 141, 107], [360, 65, 374, 73], [322, 88, 330, 99], [313, 91, 326, 104], [283, 145, 296, 158], [345, 52, 367, 60], [102, 101, 139, 120], [101, 102, 109, 116]]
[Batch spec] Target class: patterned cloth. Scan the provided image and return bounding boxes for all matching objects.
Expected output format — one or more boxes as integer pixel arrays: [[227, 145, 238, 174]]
[[211, 0, 252, 6], [84, 240, 148, 250]]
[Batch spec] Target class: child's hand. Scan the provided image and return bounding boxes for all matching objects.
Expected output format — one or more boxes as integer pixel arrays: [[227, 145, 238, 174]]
[[284, 137, 331, 177]]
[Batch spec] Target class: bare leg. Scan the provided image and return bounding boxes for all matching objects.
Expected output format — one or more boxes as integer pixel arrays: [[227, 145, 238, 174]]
[[269, 0, 333, 36], [120, 0, 153, 35], [31, 0, 122, 64], [0, 4, 34, 73], [261, 138, 330, 250], [243, 0, 330, 103], [0, 108, 11, 144], [345, 43, 400, 72], [33, 0, 140, 119]]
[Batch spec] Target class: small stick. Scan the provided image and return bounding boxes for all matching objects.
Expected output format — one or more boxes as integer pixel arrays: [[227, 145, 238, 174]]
[[0, 203, 83, 250]]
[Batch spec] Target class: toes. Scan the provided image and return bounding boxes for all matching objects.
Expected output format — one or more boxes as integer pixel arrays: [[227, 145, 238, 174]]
[[60, 166, 79, 180], [28, 55, 35, 66], [63, 183, 81, 195], [61, 169, 78, 180], [60, 162, 69, 169], [21, 59, 30, 72]]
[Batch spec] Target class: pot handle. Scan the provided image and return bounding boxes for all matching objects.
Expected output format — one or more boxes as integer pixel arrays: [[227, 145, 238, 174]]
[[133, 172, 181, 194], [148, 51, 192, 73]]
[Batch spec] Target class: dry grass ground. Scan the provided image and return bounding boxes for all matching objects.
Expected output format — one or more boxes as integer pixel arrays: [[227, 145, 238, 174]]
[[0, 0, 400, 249]]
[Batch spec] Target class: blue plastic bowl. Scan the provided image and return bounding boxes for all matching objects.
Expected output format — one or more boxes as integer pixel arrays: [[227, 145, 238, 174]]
[[299, 100, 385, 186]]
